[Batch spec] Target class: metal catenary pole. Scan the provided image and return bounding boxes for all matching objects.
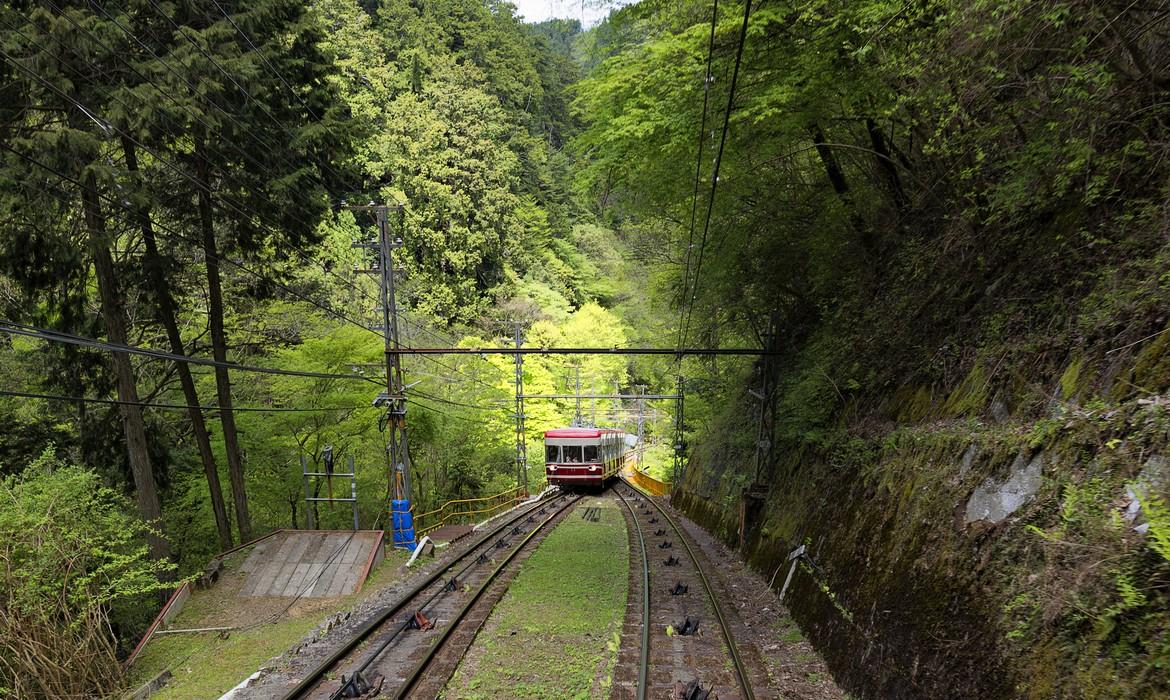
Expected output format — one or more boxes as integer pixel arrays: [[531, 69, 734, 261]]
[[672, 374, 686, 484], [350, 203, 411, 505], [379, 206, 412, 504], [573, 364, 582, 427], [635, 384, 646, 472], [513, 322, 528, 494]]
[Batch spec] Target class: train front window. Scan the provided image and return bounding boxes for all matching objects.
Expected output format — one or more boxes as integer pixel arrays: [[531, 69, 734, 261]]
[[584, 445, 598, 462], [562, 445, 583, 463], [545, 445, 560, 463]]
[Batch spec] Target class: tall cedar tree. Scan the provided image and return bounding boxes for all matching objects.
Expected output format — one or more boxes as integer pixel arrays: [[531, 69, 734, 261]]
[[116, 0, 358, 541], [0, 2, 170, 560]]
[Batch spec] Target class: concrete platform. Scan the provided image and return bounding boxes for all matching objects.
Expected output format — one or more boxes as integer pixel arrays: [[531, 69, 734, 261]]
[[238, 530, 384, 598]]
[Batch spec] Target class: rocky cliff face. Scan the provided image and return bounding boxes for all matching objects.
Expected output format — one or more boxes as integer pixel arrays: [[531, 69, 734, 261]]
[[675, 342, 1170, 699]]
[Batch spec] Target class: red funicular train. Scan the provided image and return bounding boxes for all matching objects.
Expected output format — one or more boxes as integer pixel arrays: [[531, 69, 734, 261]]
[[543, 427, 634, 489]]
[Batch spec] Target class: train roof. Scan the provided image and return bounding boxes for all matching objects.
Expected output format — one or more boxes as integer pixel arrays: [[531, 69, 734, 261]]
[[543, 427, 624, 438]]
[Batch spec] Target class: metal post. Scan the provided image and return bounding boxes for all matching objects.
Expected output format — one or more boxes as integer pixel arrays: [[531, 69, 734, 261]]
[[591, 379, 596, 427], [351, 203, 412, 506], [349, 455, 359, 530], [672, 374, 685, 484], [379, 207, 412, 503], [302, 455, 314, 530], [635, 384, 646, 472], [514, 323, 528, 494], [573, 364, 582, 427], [752, 313, 777, 484]]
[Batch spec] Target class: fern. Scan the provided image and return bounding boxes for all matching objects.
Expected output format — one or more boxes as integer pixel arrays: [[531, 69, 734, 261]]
[[1142, 492, 1170, 563]]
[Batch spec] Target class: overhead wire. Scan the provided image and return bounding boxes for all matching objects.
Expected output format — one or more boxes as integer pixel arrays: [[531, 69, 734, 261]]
[[0, 388, 367, 413], [676, 0, 721, 354], [0, 320, 381, 384], [679, 0, 756, 350], [4, 6, 589, 426]]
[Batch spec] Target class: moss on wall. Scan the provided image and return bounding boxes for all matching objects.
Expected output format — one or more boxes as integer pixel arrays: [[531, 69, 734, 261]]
[[675, 397, 1170, 699]]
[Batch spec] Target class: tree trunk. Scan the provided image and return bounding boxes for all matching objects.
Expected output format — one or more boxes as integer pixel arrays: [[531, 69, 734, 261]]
[[195, 137, 252, 541], [809, 123, 878, 259], [80, 170, 170, 562], [865, 117, 908, 211], [809, 123, 850, 196], [123, 138, 234, 550]]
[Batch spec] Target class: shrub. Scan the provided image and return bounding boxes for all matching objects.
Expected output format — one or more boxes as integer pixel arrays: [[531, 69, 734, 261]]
[[0, 448, 174, 698]]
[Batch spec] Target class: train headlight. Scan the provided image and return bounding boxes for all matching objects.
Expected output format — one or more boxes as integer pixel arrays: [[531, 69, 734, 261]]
[[548, 465, 557, 472], [589, 465, 598, 472]]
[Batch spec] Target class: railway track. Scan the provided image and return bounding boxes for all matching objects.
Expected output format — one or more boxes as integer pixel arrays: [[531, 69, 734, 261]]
[[277, 491, 581, 700], [613, 478, 755, 700]]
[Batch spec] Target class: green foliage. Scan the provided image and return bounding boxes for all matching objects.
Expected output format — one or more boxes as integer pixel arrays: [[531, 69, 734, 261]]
[[1141, 492, 1170, 564], [0, 448, 175, 697]]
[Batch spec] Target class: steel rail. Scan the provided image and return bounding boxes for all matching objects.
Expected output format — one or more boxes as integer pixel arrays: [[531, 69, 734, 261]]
[[620, 477, 756, 700], [278, 492, 562, 700], [614, 488, 650, 700], [392, 494, 583, 699]]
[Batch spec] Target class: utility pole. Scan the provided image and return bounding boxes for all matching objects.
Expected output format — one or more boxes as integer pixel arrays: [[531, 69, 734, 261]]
[[635, 384, 646, 472], [513, 323, 528, 494], [591, 379, 596, 427], [573, 364, 583, 427], [672, 374, 685, 484], [740, 312, 778, 549], [351, 203, 412, 504]]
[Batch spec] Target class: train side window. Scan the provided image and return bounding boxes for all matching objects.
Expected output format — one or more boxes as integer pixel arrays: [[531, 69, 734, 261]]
[[584, 445, 598, 462], [563, 445, 583, 463], [545, 445, 560, 463]]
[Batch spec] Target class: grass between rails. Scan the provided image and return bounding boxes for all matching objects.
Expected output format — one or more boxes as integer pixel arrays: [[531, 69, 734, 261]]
[[125, 546, 410, 699], [443, 496, 629, 699]]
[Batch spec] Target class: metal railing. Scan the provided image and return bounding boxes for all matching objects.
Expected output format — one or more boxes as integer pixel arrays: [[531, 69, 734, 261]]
[[624, 465, 672, 497], [414, 486, 529, 537]]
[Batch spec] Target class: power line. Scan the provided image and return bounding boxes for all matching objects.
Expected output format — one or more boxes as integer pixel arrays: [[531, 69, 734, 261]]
[[3, 144, 518, 424], [0, 141, 382, 340], [679, 0, 755, 350], [0, 320, 381, 383], [4, 20, 514, 407], [0, 388, 366, 413], [378, 347, 775, 356], [677, 0, 721, 353]]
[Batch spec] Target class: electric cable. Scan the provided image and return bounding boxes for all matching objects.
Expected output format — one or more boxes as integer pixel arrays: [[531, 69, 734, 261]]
[[676, 0, 721, 353], [0, 320, 382, 383], [0, 388, 368, 413], [679, 0, 755, 350]]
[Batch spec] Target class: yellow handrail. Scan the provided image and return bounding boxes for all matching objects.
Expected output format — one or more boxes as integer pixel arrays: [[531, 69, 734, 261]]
[[624, 466, 672, 497], [413, 486, 529, 537]]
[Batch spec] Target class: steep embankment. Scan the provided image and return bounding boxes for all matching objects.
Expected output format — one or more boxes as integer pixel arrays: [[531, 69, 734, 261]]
[[673, 136, 1170, 699]]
